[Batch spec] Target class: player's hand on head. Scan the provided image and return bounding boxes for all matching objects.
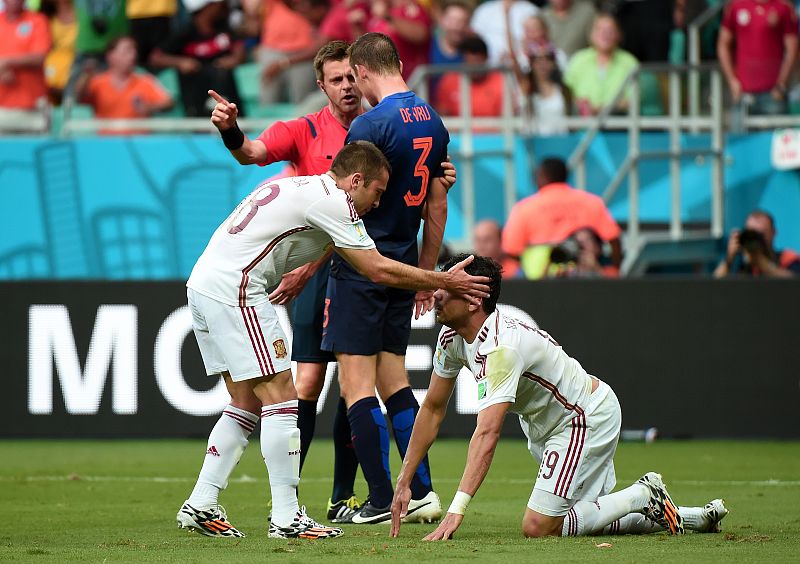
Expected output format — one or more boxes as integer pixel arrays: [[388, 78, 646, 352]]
[[208, 89, 238, 131], [390, 482, 413, 537], [445, 254, 491, 301], [423, 513, 463, 541]]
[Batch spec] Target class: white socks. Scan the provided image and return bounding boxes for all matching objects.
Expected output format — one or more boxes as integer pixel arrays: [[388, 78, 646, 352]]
[[602, 513, 663, 534], [188, 404, 258, 508], [261, 400, 301, 527], [562, 483, 649, 536]]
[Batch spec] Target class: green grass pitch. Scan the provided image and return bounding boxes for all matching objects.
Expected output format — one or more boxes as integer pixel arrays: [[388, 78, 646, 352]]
[[3, 438, 799, 563]]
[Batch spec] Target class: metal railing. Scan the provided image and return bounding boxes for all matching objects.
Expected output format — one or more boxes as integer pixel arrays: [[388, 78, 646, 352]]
[[568, 62, 726, 273]]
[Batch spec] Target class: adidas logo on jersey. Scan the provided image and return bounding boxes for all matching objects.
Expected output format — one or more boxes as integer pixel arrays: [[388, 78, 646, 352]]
[[207, 446, 220, 457]]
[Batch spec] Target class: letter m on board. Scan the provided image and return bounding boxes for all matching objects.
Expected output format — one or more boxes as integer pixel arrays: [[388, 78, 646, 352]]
[[28, 305, 138, 415]]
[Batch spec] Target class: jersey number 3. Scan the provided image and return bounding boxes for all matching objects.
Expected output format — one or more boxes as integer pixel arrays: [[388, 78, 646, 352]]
[[404, 137, 432, 207]]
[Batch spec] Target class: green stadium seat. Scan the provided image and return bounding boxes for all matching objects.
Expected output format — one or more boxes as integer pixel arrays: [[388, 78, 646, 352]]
[[639, 71, 665, 116], [234, 62, 298, 119], [155, 68, 185, 117]]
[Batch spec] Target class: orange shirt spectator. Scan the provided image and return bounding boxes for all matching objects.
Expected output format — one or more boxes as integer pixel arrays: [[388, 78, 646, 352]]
[[0, 2, 51, 109], [502, 157, 622, 269], [260, 0, 314, 53], [435, 35, 505, 118], [85, 72, 171, 119], [364, 0, 431, 80]]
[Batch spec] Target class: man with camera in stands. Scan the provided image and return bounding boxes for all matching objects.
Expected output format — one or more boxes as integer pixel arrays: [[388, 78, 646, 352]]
[[714, 210, 800, 278]]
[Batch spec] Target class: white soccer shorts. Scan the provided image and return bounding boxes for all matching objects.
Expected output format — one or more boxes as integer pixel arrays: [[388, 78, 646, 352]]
[[523, 380, 622, 516], [188, 288, 292, 382]]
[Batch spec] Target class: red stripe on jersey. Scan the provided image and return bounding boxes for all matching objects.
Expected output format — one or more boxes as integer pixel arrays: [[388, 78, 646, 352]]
[[561, 413, 586, 497], [344, 193, 358, 222], [246, 306, 275, 375], [240, 307, 268, 375], [238, 226, 312, 307], [522, 372, 586, 415]]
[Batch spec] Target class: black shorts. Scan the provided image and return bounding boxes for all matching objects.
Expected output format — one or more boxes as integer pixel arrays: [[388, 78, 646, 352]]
[[289, 261, 335, 363], [321, 276, 414, 356]]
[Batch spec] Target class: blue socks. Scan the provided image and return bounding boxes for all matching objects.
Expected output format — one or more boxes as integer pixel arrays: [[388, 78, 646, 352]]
[[347, 396, 393, 507], [385, 387, 433, 500]]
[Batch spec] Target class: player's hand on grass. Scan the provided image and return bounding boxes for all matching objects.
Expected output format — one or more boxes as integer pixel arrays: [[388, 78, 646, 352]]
[[444, 254, 491, 303], [423, 512, 463, 541], [269, 263, 313, 305], [209, 89, 239, 131], [390, 482, 413, 537], [414, 290, 435, 319]]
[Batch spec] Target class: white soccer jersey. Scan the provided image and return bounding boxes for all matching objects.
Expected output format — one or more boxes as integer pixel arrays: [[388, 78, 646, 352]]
[[433, 310, 596, 444], [188, 174, 375, 307]]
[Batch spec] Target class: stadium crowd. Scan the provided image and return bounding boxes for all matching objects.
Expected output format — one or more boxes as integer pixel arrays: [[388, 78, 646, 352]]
[[1, 0, 798, 279], [1, 0, 798, 124]]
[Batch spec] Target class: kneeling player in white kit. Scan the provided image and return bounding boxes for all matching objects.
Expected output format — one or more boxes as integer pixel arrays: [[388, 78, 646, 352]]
[[390, 254, 728, 540], [176, 142, 491, 539]]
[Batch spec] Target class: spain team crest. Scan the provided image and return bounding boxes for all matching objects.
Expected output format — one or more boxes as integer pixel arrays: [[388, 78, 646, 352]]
[[273, 339, 287, 359]]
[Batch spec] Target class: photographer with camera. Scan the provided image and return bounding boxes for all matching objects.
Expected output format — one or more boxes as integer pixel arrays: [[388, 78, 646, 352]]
[[548, 226, 619, 278], [713, 210, 800, 278]]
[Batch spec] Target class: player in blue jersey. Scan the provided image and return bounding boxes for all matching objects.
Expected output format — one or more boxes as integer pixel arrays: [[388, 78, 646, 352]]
[[321, 32, 451, 524]]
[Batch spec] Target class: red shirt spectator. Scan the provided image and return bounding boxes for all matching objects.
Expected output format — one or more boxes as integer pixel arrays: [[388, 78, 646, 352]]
[[435, 35, 505, 118], [365, 0, 430, 80], [0, 2, 51, 109], [720, 0, 798, 94], [319, 0, 370, 42]]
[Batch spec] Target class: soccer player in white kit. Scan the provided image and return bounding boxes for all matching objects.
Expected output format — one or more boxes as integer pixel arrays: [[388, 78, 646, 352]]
[[176, 142, 491, 539], [390, 254, 728, 540]]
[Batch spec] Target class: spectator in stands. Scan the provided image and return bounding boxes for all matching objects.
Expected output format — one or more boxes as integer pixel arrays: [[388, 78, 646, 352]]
[[77, 36, 173, 128], [717, 0, 798, 123], [504, 4, 567, 135], [127, 0, 178, 68], [519, 14, 566, 71], [0, 0, 51, 110], [255, 0, 319, 105], [542, 0, 596, 58], [472, 0, 538, 66], [563, 13, 638, 116], [430, 0, 471, 67], [502, 156, 622, 279], [353, 0, 432, 81], [41, 0, 76, 105], [610, 0, 674, 63], [66, 0, 127, 98], [435, 35, 505, 117], [713, 210, 800, 278], [547, 226, 619, 278], [473, 219, 521, 279], [151, 0, 245, 117]]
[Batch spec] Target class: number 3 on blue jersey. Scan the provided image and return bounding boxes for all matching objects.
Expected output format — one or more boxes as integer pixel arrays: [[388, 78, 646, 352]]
[[404, 136, 432, 207]]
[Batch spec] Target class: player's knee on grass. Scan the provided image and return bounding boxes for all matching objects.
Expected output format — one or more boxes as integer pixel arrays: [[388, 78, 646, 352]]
[[522, 510, 565, 538], [294, 362, 327, 400]]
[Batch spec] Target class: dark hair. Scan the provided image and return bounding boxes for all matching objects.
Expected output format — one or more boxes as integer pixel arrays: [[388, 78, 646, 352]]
[[440, 0, 472, 15], [457, 35, 488, 58], [330, 141, 392, 188], [748, 209, 776, 230], [441, 253, 502, 314], [105, 35, 137, 56], [313, 40, 350, 82], [537, 157, 568, 184], [348, 32, 401, 76]]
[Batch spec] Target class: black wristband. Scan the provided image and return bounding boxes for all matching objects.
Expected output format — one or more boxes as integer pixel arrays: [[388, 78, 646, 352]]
[[220, 125, 245, 151]]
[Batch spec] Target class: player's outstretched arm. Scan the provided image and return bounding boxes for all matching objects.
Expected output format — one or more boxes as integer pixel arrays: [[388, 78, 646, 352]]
[[424, 402, 510, 541], [391, 373, 456, 538], [334, 247, 491, 298], [208, 89, 267, 165]]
